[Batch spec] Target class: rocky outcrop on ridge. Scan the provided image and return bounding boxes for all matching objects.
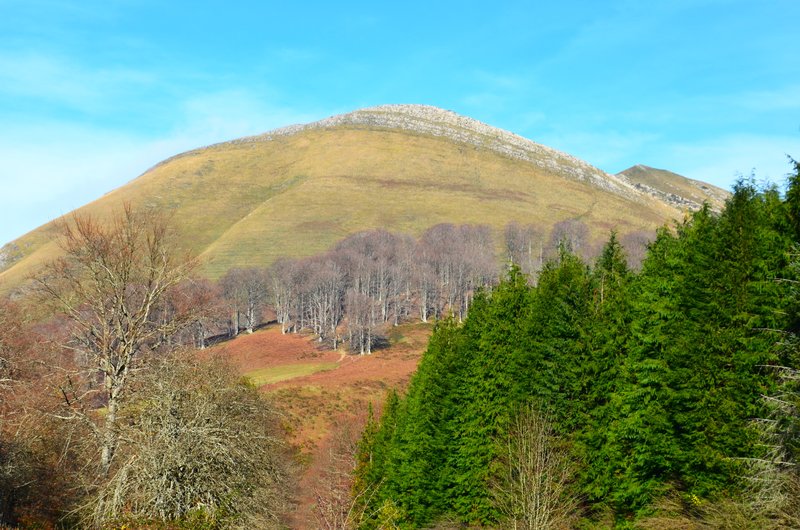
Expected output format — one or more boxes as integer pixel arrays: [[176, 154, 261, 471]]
[[152, 104, 719, 211], [238, 104, 644, 200]]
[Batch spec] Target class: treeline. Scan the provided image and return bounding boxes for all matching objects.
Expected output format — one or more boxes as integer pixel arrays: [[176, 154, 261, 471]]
[[352, 170, 800, 528], [203, 221, 650, 354], [208, 225, 497, 354]]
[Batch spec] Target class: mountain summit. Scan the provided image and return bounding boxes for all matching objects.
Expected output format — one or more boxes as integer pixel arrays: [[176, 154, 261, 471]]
[[0, 105, 726, 286]]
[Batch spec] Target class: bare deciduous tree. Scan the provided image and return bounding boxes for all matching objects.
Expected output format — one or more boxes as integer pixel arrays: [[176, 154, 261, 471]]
[[493, 405, 580, 530], [505, 222, 543, 279], [267, 258, 298, 334], [418, 224, 497, 321], [346, 289, 379, 355], [0, 299, 31, 526], [170, 277, 227, 349], [220, 267, 268, 335], [85, 353, 292, 528], [313, 414, 380, 530], [548, 219, 590, 261], [305, 256, 346, 347], [620, 230, 655, 271], [33, 205, 197, 478]]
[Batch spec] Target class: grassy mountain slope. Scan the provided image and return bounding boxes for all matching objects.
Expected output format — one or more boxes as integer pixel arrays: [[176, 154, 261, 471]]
[[618, 164, 729, 211], [0, 105, 725, 287]]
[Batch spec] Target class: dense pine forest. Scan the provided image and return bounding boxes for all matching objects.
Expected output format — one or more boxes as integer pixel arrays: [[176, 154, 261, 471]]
[[352, 162, 800, 529]]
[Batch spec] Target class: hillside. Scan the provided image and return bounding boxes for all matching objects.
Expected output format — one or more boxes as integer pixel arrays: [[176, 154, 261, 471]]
[[617, 163, 729, 211], [208, 322, 430, 527], [0, 105, 726, 288]]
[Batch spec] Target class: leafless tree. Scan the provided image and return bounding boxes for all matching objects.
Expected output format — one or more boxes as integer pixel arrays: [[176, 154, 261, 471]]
[[305, 256, 346, 348], [505, 222, 543, 279], [267, 258, 298, 334], [0, 300, 19, 391], [493, 404, 580, 530], [412, 256, 437, 323], [0, 299, 83, 527], [170, 277, 227, 349], [313, 413, 381, 530], [620, 230, 655, 271], [346, 289, 379, 355], [334, 231, 414, 325], [459, 224, 497, 317], [219, 267, 267, 335], [548, 219, 590, 260], [33, 205, 198, 478], [263, 226, 496, 348], [83, 352, 292, 529], [418, 224, 497, 321], [0, 299, 29, 526]]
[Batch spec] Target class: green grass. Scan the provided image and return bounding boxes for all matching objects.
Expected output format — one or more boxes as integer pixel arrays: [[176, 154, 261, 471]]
[[243, 362, 339, 386]]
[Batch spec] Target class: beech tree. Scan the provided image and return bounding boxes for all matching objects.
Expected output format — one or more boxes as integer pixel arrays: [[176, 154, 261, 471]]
[[219, 267, 267, 335], [305, 256, 346, 347], [548, 219, 590, 259], [417, 224, 496, 321], [620, 229, 654, 270], [267, 258, 298, 334], [170, 278, 227, 349], [34, 205, 197, 478], [346, 289, 379, 355], [505, 222, 542, 278]]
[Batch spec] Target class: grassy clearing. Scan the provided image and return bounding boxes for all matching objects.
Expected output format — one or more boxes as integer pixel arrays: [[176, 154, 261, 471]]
[[243, 362, 339, 386]]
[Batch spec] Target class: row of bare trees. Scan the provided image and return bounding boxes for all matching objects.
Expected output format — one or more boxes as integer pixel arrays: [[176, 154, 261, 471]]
[[225, 225, 498, 354], [197, 221, 653, 354]]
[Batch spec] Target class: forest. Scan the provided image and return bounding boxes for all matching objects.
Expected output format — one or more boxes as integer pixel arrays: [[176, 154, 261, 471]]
[[349, 162, 800, 528], [1, 160, 799, 528]]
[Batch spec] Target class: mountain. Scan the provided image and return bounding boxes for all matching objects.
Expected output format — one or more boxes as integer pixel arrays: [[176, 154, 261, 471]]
[[0, 104, 727, 288], [617, 164, 729, 211]]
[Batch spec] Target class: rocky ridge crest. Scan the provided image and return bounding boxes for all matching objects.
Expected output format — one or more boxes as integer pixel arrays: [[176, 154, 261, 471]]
[[234, 104, 644, 200]]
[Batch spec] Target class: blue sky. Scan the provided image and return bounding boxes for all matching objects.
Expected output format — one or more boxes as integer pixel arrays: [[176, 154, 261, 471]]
[[1, 0, 799, 245]]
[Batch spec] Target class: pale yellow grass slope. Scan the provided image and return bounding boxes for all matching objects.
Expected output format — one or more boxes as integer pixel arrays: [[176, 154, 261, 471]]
[[1, 126, 680, 288]]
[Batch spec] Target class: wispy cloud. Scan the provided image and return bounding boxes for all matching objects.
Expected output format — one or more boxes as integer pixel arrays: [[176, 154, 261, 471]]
[[0, 50, 156, 113]]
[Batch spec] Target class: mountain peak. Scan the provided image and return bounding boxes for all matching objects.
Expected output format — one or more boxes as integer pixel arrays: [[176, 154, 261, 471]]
[[618, 164, 729, 211], [233, 104, 640, 198]]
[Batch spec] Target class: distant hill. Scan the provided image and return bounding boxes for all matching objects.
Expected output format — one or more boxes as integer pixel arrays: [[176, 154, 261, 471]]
[[0, 105, 727, 288], [617, 164, 729, 211]]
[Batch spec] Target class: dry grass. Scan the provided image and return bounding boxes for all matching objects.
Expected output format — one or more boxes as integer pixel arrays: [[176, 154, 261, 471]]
[[619, 164, 729, 211]]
